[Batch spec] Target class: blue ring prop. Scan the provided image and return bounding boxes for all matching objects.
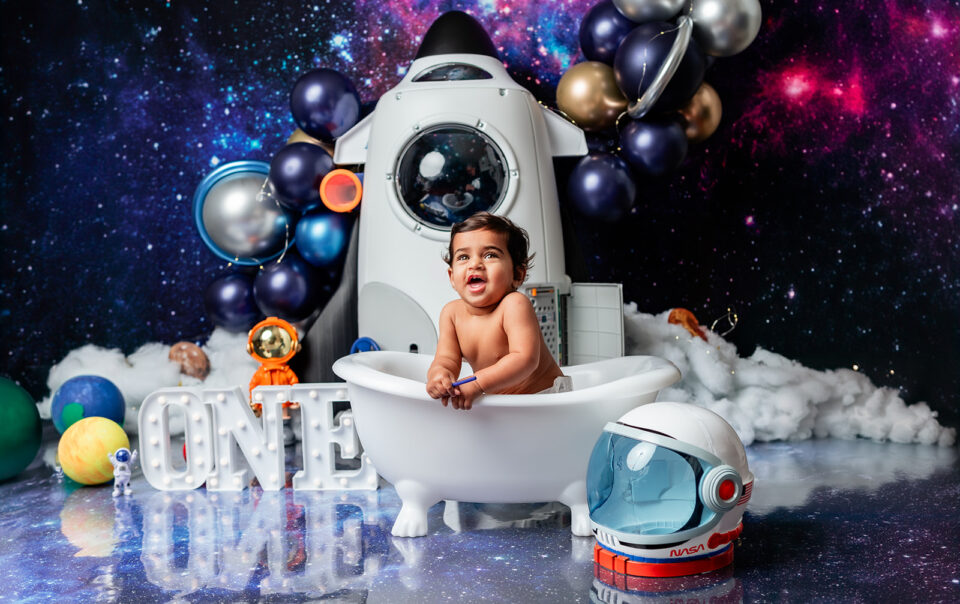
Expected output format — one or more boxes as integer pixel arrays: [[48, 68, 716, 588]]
[[350, 337, 381, 354], [193, 160, 295, 266]]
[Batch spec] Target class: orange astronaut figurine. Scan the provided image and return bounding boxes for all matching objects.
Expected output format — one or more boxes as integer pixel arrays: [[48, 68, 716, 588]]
[[247, 317, 301, 418]]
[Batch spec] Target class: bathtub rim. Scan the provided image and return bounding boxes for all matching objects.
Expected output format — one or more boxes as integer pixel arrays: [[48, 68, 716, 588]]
[[331, 351, 680, 407]]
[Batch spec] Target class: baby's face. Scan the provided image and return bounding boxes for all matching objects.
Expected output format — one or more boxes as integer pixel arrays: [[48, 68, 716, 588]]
[[448, 228, 520, 310]]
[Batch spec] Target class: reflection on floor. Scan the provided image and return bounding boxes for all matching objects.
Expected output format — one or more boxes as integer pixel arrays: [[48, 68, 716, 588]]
[[1, 434, 958, 602]]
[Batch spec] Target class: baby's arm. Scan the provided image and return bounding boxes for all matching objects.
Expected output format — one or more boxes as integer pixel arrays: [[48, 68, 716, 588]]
[[470, 292, 541, 395], [426, 302, 463, 405]]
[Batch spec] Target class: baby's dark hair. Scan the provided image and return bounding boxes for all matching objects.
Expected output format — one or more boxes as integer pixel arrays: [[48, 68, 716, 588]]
[[444, 212, 534, 281]]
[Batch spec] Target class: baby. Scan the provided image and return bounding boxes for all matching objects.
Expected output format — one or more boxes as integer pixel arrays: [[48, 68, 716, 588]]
[[427, 212, 570, 410]]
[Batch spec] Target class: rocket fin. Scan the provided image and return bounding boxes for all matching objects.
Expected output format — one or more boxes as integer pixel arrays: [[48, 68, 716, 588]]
[[541, 107, 588, 157], [333, 111, 375, 165]]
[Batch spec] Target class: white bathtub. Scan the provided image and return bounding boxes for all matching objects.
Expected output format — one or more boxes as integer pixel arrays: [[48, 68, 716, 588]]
[[332, 351, 681, 537]]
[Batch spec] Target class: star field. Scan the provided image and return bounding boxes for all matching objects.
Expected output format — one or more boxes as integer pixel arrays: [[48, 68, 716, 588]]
[[1, 0, 958, 427]]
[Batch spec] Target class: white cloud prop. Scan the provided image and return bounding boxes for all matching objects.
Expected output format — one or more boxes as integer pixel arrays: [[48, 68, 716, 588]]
[[38, 329, 258, 434], [746, 439, 959, 513], [37, 308, 956, 447], [625, 304, 956, 447]]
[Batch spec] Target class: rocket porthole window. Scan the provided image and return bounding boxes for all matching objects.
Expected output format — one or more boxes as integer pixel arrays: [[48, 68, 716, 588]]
[[412, 63, 493, 82], [394, 125, 508, 229]]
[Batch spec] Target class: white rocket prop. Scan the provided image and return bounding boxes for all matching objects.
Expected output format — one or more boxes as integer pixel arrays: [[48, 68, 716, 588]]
[[334, 11, 587, 355]]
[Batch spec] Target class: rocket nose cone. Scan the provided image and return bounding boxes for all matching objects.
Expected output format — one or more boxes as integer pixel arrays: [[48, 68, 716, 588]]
[[415, 11, 500, 60]]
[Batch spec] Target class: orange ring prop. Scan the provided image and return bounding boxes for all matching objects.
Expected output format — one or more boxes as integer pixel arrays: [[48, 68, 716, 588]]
[[319, 169, 362, 213]]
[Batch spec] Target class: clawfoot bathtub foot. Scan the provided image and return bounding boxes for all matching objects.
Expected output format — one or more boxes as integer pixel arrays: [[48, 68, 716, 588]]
[[568, 503, 592, 537], [559, 482, 592, 537], [393, 504, 430, 537], [392, 481, 440, 537]]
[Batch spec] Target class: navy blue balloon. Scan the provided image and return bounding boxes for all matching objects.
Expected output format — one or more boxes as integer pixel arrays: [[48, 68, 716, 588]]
[[253, 251, 322, 322], [269, 142, 335, 212], [567, 153, 637, 222], [290, 68, 361, 143], [296, 211, 351, 267], [613, 22, 706, 114], [579, 1, 637, 65], [204, 271, 264, 332], [619, 118, 688, 175]]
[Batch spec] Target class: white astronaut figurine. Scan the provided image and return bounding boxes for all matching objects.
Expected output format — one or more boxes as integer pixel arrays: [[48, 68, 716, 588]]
[[108, 447, 138, 497]]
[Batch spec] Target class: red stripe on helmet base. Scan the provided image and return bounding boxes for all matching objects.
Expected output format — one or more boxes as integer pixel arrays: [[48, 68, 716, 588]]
[[594, 542, 735, 578]]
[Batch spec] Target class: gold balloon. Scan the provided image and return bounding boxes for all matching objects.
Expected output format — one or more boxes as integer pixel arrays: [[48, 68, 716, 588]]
[[556, 62, 627, 132], [286, 129, 335, 156], [679, 82, 723, 143]]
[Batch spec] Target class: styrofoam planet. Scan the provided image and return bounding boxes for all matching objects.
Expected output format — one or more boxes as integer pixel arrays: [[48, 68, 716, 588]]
[[0, 377, 42, 481], [58, 417, 130, 485], [51, 375, 126, 434]]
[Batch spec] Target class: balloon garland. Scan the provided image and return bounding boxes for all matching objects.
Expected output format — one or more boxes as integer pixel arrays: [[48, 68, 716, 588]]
[[192, 3, 762, 327], [561, 0, 762, 221], [195, 68, 363, 332]]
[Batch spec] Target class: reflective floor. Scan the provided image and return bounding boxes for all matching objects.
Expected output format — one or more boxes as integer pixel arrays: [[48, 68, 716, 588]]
[[2, 431, 958, 603]]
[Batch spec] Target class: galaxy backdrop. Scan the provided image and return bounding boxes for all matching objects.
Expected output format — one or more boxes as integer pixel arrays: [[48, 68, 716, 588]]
[[2, 0, 958, 429]]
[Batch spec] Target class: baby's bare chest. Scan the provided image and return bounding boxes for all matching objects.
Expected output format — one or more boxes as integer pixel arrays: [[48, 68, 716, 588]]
[[455, 313, 510, 368]]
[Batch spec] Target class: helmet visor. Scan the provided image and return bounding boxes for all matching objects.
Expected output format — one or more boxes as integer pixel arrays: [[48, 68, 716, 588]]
[[587, 431, 717, 537]]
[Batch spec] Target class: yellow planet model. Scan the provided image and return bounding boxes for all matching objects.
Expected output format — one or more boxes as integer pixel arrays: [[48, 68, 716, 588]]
[[58, 417, 130, 485]]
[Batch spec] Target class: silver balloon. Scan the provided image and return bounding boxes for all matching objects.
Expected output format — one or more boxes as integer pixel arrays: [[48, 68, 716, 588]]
[[197, 164, 293, 264], [613, 0, 686, 23], [627, 16, 693, 119], [686, 0, 762, 57]]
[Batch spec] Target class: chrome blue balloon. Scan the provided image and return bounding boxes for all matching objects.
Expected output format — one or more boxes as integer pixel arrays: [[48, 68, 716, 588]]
[[253, 251, 323, 322], [567, 153, 637, 222], [193, 161, 295, 266], [269, 143, 335, 212], [579, 0, 637, 65], [289, 68, 361, 143], [204, 270, 264, 332], [295, 211, 351, 267], [614, 21, 706, 114], [619, 118, 688, 175]]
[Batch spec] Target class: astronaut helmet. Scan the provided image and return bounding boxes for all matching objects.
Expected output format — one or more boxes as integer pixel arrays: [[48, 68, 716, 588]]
[[114, 448, 132, 464], [587, 402, 753, 576], [247, 317, 301, 365]]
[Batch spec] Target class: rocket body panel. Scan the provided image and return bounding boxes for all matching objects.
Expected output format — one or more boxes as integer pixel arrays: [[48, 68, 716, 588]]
[[337, 52, 585, 354]]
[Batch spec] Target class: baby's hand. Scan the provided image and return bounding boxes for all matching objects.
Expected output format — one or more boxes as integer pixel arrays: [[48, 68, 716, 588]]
[[426, 369, 455, 405], [449, 380, 483, 411]]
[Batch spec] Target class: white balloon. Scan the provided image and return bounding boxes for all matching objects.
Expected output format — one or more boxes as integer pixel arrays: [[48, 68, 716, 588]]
[[613, 0, 686, 23], [686, 0, 762, 57]]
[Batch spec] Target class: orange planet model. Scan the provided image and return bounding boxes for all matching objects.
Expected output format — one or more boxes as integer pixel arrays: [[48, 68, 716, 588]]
[[247, 317, 301, 418], [168, 341, 210, 380]]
